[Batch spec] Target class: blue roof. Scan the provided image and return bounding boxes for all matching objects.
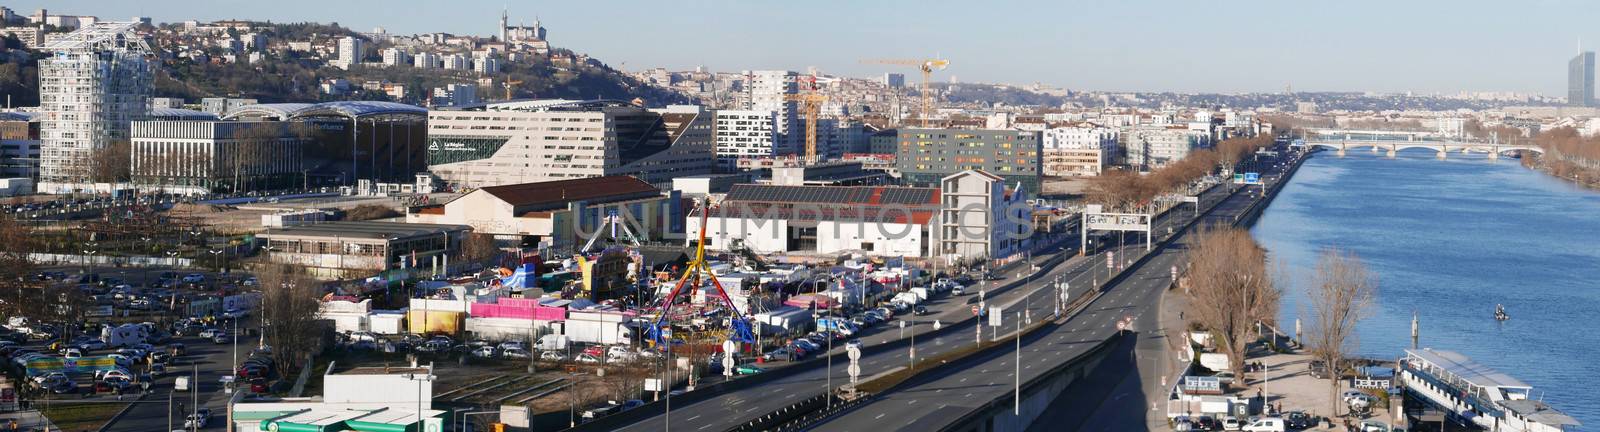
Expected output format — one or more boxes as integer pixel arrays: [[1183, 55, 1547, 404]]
[[222, 101, 426, 120], [150, 108, 219, 120]]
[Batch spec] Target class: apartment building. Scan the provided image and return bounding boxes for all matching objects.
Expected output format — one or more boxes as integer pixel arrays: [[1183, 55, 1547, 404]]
[[1122, 126, 1211, 170], [38, 22, 152, 192], [895, 128, 1043, 192], [1042, 126, 1118, 177], [713, 109, 778, 170]]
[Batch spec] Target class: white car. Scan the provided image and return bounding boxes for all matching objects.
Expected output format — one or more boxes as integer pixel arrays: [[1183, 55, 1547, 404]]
[[575, 353, 602, 364], [537, 350, 563, 361], [470, 346, 496, 358], [1222, 416, 1243, 431], [31, 372, 68, 385], [61, 348, 83, 359], [184, 408, 212, 429], [501, 348, 531, 359], [98, 369, 133, 382]]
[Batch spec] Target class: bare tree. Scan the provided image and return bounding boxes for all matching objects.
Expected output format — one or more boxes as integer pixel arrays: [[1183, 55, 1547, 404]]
[[0, 214, 37, 317], [257, 263, 328, 373], [1182, 228, 1279, 374], [459, 232, 501, 265], [1305, 248, 1376, 417]]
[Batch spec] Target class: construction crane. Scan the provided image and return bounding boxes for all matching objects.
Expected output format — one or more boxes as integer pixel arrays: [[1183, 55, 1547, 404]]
[[860, 58, 950, 127], [784, 75, 830, 165], [502, 79, 524, 100]]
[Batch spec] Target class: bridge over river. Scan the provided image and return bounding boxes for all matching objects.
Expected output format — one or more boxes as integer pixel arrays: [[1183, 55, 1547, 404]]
[[1299, 128, 1542, 159]]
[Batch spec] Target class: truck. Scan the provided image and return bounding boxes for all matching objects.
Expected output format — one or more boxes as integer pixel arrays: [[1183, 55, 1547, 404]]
[[101, 324, 149, 348], [815, 318, 857, 336], [909, 287, 933, 301], [753, 307, 814, 336], [563, 311, 634, 345], [537, 334, 572, 351]]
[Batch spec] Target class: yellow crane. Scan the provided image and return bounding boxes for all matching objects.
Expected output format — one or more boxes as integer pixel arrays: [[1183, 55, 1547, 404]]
[[784, 76, 830, 166], [860, 58, 950, 127], [502, 79, 524, 100]]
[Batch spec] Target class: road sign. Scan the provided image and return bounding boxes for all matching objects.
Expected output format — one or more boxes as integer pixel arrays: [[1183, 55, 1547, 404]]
[[847, 347, 861, 361], [847, 364, 861, 377], [1244, 172, 1261, 184], [988, 307, 1003, 326], [722, 340, 737, 353], [1106, 252, 1114, 269], [645, 378, 663, 391], [971, 305, 980, 316]]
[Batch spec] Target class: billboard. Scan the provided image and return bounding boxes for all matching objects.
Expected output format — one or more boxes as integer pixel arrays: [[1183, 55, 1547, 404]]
[[1244, 173, 1260, 184], [26, 356, 121, 376]]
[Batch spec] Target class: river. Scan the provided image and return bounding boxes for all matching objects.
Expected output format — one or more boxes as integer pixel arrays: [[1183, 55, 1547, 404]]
[[1252, 149, 1600, 427]]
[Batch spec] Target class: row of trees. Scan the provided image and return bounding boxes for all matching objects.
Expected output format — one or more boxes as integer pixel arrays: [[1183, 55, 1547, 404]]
[[1085, 135, 1274, 212], [1181, 226, 1376, 417]]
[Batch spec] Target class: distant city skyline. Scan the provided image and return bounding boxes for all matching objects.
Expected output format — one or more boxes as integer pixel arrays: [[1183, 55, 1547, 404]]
[[11, 0, 1600, 95]]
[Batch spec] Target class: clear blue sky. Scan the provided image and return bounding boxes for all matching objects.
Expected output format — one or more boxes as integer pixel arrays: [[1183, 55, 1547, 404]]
[[14, 0, 1597, 94]]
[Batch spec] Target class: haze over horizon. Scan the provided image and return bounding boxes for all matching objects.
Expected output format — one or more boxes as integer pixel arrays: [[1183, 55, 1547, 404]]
[[12, 0, 1599, 96]]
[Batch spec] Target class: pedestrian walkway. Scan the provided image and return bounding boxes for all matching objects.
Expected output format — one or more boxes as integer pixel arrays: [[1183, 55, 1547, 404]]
[[0, 410, 58, 432]]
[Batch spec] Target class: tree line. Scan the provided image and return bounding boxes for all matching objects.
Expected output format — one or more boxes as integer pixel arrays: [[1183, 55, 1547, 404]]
[[1085, 134, 1274, 212]]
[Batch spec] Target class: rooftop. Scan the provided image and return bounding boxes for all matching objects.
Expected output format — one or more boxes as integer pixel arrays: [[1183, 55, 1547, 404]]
[[1406, 348, 1529, 389], [261, 221, 470, 241], [1500, 400, 1581, 426], [724, 184, 939, 206], [477, 175, 661, 211], [222, 101, 427, 121]]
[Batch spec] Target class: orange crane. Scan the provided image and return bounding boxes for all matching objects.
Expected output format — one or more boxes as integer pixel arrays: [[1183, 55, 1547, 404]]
[[860, 58, 950, 127], [784, 75, 829, 165], [502, 79, 523, 100]]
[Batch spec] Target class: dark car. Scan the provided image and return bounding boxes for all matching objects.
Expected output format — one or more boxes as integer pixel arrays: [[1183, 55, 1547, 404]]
[[1282, 411, 1317, 429], [1193, 415, 1219, 431]]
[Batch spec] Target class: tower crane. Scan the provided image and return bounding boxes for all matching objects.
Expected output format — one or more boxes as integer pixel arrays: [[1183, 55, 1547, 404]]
[[860, 58, 950, 127], [784, 74, 830, 166], [502, 79, 524, 100]]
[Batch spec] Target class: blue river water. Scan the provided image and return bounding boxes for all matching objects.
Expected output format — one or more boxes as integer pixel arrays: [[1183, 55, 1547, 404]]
[[1251, 149, 1600, 427]]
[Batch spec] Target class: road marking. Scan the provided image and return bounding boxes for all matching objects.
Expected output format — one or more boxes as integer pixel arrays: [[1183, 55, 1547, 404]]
[[908, 399, 917, 405], [686, 415, 701, 421], [876, 413, 885, 420], [786, 393, 795, 399]]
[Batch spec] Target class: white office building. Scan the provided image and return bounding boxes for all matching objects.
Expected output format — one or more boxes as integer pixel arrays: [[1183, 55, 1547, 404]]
[[749, 70, 799, 155], [38, 22, 152, 192], [129, 120, 313, 194], [1122, 126, 1211, 170], [424, 99, 713, 189], [713, 109, 778, 170]]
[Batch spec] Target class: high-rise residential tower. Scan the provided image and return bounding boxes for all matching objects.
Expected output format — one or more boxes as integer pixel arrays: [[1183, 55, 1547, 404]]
[[38, 22, 151, 191], [1569, 50, 1594, 107]]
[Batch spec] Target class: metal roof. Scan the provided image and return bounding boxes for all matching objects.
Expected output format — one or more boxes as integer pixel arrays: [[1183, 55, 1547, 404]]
[[260, 221, 470, 241], [474, 175, 660, 212], [1405, 349, 1530, 389], [149, 108, 219, 120], [481, 99, 632, 112], [724, 184, 939, 206], [1499, 400, 1581, 426], [41, 22, 148, 52], [222, 101, 425, 121]]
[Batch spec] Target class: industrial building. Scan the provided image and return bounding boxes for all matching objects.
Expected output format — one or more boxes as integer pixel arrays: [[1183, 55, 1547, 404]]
[[258, 221, 472, 278], [37, 22, 152, 192], [424, 99, 713, 190], [408, 175, 682, 254]]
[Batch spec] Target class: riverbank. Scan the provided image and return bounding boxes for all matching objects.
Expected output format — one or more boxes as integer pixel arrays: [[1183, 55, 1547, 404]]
[[1520, 151, 1600, 191]]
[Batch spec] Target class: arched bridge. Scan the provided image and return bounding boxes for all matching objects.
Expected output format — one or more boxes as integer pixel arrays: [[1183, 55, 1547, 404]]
[[1298, 130, 1543, 159]]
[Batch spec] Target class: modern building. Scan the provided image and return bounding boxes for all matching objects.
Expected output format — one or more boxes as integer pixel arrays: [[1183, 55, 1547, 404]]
[[442, 53, 469, 70], [407, 175, 680, 253], [413, 51, 440, 69], [259, 221, 472, 278], [1569, 50, 1594, 107], [0, 113, 39, 179], [37, 22, 152, 192], [1042, 126, 1118, 177], [230, 363, 448, 432], [199, 97, 257, 116], [473, 56, 500, 74], [868, 129, 898, 154], [749, 70, 799, 155], [129, 120, 315, 194], [1122, 126, 1211, 170], [381, 48, 410, 67], [690, 169, 1028, 259], [336, 36, 364, 69], [895, 128, 1043, 191], [883, 73, 906, 89], [221, 101, 430, 186], [431, 83, 479, 107], [425, 99, 713, 190], [714, 109, 778, 170]]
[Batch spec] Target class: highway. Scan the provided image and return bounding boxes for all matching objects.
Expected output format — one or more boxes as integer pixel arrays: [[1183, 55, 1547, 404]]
[[814, 149, 1297, 431], [608, 184, 1234, 432]]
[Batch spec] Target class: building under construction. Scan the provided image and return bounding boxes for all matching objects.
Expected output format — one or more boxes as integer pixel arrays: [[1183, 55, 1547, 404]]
[[37, 21, 152, 193]]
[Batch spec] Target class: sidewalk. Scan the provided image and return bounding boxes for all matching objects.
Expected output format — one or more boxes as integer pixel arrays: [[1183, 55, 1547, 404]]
[[0, 410, 58, 432]]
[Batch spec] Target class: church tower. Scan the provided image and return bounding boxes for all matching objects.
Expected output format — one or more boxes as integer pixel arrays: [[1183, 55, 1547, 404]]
[[499, 8, 508, 41]]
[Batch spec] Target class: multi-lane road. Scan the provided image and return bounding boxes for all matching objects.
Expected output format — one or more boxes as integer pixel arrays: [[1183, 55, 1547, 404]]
[[607, 183, 1236, 432]]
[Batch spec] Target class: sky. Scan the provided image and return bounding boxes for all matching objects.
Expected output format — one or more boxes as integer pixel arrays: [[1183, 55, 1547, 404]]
[[13, 0, 1600, 95]]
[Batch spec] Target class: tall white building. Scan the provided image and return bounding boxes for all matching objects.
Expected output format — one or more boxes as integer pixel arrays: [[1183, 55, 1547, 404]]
[[381, 48, 410, 67], [442, 54, 469, 70], [748, 70, 798, 155], [713, 109, 778, 170], [38, 22, 152, 191], [336, 36, 364, 69], [413, 52, 440, 69], [473, 56, 500, 74], [1122, 126, 1210, 170]]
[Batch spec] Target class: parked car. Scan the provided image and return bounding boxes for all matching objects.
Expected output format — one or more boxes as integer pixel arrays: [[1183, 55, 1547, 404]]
[[845, 339, 863, 350], [1222, 416, 1243, 431], [470, 346, 496, 358], [1241, 417, 1286, 432], [184, 408, 212, 429], [535, 350, 562, 361], [1281, 411, 1317, 430], [733, 364, 764, 375], [181, 273, 206, 284]]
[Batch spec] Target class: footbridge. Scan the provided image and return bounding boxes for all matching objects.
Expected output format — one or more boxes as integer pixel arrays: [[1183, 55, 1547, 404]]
[[1298, 129, 1543, 159]]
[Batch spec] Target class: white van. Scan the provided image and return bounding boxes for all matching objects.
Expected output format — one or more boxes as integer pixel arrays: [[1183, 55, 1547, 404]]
[[1241, 417, 1285, 432]]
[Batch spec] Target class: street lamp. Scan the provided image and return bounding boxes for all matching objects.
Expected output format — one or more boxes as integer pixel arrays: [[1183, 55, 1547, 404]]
[[404, 371, 435, 431]]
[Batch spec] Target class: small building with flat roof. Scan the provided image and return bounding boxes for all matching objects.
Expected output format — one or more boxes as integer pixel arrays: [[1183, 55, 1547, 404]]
[[407, 175, 680, 254], [259, 221, 472, 278]]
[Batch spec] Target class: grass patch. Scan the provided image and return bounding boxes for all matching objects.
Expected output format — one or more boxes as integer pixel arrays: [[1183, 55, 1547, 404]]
[[37, 401, 130, 431]]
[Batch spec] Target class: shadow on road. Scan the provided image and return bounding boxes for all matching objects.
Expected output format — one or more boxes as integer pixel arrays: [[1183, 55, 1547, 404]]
[[1026, 331, 1145, 432]]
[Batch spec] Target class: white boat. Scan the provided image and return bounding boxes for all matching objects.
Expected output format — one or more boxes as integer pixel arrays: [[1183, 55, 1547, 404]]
[[1400, 349, 1580, 432]]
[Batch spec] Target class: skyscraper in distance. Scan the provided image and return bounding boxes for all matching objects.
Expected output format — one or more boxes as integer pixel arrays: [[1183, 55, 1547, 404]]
[[1568, 50, 1594, 107]]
